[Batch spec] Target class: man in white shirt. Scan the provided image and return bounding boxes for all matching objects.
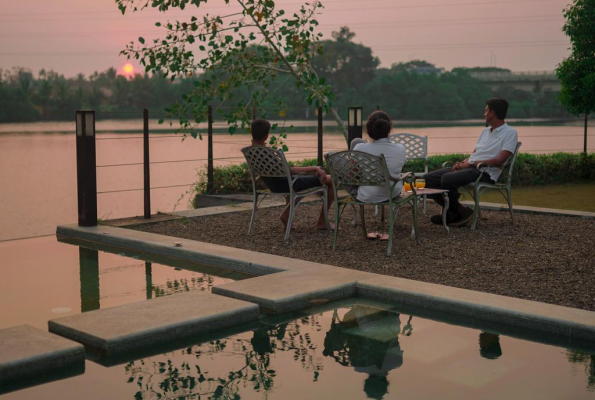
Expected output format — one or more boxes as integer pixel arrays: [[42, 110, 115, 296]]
[[424, 98, 519, 226]]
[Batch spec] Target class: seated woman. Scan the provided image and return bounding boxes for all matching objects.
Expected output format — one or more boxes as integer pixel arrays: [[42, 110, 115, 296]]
[[250, 119, 334, 231], [352, 111, 407, 240], [353, 111, 407, 203]]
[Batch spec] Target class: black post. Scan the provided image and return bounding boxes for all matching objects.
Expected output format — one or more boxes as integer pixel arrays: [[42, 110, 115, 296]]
[[75, 110, 97, 226], [317, 106, 323, 167], [347, 107, 363, 146], [207, 105, 214, 194], [143, 108, 151, 219], [79, 247, 100, 312]]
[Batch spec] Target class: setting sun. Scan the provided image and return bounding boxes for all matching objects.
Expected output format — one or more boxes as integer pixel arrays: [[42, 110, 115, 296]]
[[123, 63, 134, 76]]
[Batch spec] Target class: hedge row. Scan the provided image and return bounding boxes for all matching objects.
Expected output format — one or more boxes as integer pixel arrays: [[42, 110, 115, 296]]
[[194, 152, 595, 195]]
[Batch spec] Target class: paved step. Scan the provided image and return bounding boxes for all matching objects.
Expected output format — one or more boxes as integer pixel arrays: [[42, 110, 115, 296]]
[[357, 275, 595, 342], [212, 266, 373, 314], [0, 325, 84, 387], [57, 224, 318, 275], [49, 290, 260, 356]]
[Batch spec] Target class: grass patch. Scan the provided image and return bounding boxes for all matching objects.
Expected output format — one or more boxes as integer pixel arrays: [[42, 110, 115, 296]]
[[460, 183, 595, 212]]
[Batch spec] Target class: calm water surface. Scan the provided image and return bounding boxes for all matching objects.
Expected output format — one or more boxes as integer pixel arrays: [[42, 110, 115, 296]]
[[0, 236, 245, 330], [1, 297, 594, 399]]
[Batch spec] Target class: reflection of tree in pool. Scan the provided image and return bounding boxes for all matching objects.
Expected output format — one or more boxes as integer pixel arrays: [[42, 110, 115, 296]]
[[152, 275, 216, 298], [566, 350, 595, 391], [124, 315, 325, 399], [322, 307, 406, 400]]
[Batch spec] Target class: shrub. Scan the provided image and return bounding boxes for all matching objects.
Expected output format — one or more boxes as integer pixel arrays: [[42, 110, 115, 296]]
[[193, 152, 595, 199], [193, 158, 319, 195]]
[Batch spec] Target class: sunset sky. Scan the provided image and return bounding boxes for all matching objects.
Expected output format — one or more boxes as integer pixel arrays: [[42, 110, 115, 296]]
[[0, 0, 572, 77]]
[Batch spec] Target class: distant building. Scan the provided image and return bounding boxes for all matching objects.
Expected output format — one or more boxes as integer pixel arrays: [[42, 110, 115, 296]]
[[406, 66, 445, 75], [469, 70, 560, 92]]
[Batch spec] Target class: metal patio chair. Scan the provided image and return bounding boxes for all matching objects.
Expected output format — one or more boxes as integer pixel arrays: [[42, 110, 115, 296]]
[[389, 133, 429, 214], [242, 145, 329, 240], [443, 141, 522, 230], [325, 150, 419, 256]]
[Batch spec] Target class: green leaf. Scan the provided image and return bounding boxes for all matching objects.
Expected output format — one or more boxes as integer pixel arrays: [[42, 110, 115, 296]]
[[138, 37, 145, 44]]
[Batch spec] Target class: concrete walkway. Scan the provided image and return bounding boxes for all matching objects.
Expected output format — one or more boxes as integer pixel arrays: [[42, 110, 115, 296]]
[[0, 325, 84, 390], [56, 223, 595, 352]]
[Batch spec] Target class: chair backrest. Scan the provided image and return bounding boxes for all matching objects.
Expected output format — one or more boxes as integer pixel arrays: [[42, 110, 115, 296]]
[[498, 142, 522, 184], [241, 145, 292, 185], [326, 150, 391, 188], [389, 133, 428, 161]]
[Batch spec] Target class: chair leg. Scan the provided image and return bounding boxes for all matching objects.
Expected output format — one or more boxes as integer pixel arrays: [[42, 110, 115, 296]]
[[322, 189, 331, 230], [248, 193, 258, 234], [360, 205, 368, 240], [351, 204, 357, 226], [506, 188, 515, 225], [387, 204, 395, 256], [332, 203, 341, 250], [284, 195, 296, 241], [412, 197, 420, 244], [471, 189, 481, 230]]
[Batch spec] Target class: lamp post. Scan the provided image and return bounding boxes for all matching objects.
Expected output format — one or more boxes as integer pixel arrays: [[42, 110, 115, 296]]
[[75, 110, 97, 227], [347, 106, 363, 146]]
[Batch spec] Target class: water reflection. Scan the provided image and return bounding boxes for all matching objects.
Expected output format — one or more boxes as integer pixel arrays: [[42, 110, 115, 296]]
[[79, 247, 100, 312], [479, 332, 502, 360], [76, 245, 233, 313], [123, 305, 408, 399], [567, 351, 595, 391], [323, 307, 404, 399], [145, 262, 152, 300]]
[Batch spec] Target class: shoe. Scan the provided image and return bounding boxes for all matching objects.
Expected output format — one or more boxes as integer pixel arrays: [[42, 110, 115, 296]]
[[450, 207, 474, 227], [430, 211, 457, 225], [430, 215, 443, 225]]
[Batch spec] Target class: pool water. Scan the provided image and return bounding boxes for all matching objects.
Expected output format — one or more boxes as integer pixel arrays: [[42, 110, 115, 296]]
[[2, 294, 594, 399], [0, 236, 248, 331]]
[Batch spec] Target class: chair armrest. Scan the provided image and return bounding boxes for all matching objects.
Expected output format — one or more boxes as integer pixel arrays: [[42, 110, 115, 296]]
[[442, 161, 454, 168], [390, 171, 414, 182]]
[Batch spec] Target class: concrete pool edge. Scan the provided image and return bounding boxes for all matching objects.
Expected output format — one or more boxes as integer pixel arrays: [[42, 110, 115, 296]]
[[56, 223, 595, 344]]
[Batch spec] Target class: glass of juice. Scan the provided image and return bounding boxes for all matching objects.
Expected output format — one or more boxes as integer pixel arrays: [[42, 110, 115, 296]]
[[415, 179, 426, 189], [403, 182, 411, 191]]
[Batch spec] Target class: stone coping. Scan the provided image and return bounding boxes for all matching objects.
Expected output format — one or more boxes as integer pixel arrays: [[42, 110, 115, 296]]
[[0, 325, 85, 388], [357, 276, 595, 343], [57, 224, 322, 276], [212, 266, 372, 314], [49, 290, 260, 356], [56, 223, 595, 350]]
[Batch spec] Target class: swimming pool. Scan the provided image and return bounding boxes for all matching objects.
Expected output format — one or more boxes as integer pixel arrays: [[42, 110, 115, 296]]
[[1, 293, 593, 399]]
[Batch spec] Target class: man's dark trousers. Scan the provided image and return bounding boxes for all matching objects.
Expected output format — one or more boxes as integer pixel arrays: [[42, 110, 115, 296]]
[[424, 167, 494, 218]]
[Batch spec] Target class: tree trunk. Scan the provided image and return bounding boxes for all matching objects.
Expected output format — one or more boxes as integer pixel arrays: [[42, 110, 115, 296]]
[[328, 106, 348, 144]]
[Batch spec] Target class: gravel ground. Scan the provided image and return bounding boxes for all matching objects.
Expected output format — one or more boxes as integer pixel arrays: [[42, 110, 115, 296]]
[[131, 202, 595, 311]]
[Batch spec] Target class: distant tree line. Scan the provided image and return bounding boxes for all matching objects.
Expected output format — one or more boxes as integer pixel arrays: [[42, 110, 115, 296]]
[[0, 27, 571, 123]]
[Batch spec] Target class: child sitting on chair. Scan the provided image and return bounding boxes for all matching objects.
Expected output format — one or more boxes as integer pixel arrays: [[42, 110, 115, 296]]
[[250, 119, 334, 231]]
